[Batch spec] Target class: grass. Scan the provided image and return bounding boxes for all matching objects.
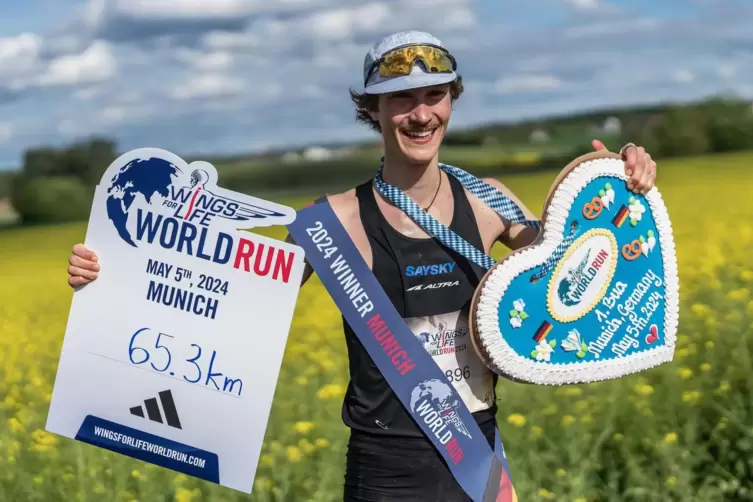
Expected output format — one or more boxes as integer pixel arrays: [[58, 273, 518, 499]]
[[0, 151, 752, 501]]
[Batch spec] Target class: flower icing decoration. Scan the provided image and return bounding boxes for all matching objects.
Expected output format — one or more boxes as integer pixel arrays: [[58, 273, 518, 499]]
[[508, 299, 528, 329], [628, 197, 646, 226], [560, 329, 588, 359], [638, 230, 656, 257], [598, 183, 615, 209], [532, 338, 557, 362]]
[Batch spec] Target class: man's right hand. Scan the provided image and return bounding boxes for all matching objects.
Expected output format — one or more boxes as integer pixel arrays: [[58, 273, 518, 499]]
[[67, 243, 100, 288]]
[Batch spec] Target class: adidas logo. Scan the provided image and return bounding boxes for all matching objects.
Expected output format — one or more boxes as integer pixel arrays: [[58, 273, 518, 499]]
[[130, 389, 182, 429]]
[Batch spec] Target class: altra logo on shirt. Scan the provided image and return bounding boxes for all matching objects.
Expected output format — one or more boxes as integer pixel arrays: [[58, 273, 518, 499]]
[[405, 262, 456, 277]]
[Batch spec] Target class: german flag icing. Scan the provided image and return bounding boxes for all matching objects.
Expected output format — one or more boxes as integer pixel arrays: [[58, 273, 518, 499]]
[[612, 204, 629, 228]]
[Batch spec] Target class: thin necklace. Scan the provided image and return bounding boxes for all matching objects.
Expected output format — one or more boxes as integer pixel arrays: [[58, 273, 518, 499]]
[[423, 171, 442, 211]]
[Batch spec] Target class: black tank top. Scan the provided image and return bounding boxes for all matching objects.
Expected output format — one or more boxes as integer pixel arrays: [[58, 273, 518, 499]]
[[341, 173, 499, 437]]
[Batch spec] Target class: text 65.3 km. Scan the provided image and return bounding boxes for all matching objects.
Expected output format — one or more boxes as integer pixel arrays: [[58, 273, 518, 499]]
[[128, 327, 243, 397]]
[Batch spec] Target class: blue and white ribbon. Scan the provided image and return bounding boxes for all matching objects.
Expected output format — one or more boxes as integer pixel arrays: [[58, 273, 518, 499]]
[[374, 161, 575, 279]]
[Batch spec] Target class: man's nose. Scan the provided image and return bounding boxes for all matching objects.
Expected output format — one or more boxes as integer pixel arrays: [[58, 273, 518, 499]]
[[409, 103, 432, 124]]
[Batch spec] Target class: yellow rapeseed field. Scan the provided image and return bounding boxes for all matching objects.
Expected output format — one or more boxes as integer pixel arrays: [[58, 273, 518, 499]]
[[1, 151, 753, 501]]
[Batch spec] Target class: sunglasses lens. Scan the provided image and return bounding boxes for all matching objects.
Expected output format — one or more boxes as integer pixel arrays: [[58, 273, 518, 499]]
[[377, 45, 454, 78]]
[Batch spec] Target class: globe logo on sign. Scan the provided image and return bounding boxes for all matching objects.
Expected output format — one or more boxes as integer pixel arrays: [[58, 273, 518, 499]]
[[106, 157, 181, 247]]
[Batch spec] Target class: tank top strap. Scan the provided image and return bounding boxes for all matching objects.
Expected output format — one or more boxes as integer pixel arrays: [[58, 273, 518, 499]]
[[444, 170, 485, 253]]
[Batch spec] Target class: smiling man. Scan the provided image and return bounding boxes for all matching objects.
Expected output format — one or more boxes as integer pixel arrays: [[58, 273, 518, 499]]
[[67, 30, 658, 501]]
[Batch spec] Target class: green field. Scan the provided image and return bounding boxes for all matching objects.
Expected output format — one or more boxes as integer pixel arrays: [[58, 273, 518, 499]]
[[1, 151, 753, 501]]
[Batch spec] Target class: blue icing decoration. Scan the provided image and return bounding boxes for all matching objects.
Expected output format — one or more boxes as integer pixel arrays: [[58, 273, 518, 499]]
[[498, 175, 666, 364]]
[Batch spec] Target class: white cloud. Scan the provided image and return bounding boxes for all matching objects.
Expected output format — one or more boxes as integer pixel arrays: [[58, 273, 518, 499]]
[[99, 104, 153, 125], [565, 0, 601, 10], [0, 33, 43, 79], [114, 0, 258, 19], [201, 30, 261, 51], [494, 74, 563, 94], [171, 73, 245, 100], [175, 48, 234, 71], [10, 41, 117, 90], [673, 69, 694, 84], [564, 17, 661, 39]]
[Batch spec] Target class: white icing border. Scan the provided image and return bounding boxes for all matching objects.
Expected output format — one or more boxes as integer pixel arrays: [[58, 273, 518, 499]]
[[473, 157, 679, 385]]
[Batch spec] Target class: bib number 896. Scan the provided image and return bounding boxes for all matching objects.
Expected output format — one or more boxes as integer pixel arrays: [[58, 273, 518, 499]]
[[446, 365, 470, 382]]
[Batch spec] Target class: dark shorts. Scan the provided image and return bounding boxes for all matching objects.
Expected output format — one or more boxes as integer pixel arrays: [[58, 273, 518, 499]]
[[343, 419, 497, 502]]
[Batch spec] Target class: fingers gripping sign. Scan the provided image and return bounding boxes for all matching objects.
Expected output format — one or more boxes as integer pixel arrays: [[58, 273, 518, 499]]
[[591, 139, 658, 196], [67, 243, 100, 287]]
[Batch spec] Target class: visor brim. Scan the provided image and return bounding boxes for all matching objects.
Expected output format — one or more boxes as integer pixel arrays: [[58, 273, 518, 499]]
[[363, 71, 457, 95]]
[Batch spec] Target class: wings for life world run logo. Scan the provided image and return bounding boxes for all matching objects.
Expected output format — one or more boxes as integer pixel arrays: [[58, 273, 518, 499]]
[[409, 379, 472, 465], [417, 322, 469, 357], [102, 149, 297, 281]]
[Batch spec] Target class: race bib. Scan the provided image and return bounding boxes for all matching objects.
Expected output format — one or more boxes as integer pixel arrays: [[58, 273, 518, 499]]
[[406, 311, 494, 412]]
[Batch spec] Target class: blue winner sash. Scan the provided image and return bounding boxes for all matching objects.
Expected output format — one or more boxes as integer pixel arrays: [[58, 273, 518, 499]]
[[287, 200, 516, 502]]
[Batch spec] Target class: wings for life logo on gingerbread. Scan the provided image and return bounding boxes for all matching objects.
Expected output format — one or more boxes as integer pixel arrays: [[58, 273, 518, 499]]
[[100, 148, 297, 266]]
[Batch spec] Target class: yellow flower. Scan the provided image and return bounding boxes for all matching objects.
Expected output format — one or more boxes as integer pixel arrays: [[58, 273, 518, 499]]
[[635, 383, 654, 396], [315, 438, 330, 448], [691, 303, 711, 317], [716, 380, 730, 394], [561, 415, 575, 426], [299, 438, 315, 454], [727, 288, 749, 301], [295, 376, 308, 385], [259, 454, 274, 467], [538, 488, 555, 499], [507, 413, 526, 427], [7, 417, 24, 434], [286, 445, 303, 463], [665, 475, 678, 488], [682, 390, 702, 404], [254, 477, 272, 492], [556, 468, 567, 478], [556, 387, 582, 397], [530, 426, 543, 439], [679, 367, 693, 379], [700, 363, 711, 372], [174, 488, 201, 502], [293, 421, 316, 434], [705, 340, 714, 349], [317, 383, 345, 400], [663, 432, 678, 445]]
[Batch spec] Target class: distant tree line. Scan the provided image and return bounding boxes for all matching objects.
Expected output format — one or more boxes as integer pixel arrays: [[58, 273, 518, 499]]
[[2, 95, 752, 225]]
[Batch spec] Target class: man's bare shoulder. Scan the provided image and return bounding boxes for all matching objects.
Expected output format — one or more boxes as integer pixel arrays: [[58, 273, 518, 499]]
[[326, 188, 362, 229], [480, 177, 510, 195]]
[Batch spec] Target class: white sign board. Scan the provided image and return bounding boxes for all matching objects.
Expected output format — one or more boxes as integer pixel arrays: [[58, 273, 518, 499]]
[[46, 148, 305, 494]]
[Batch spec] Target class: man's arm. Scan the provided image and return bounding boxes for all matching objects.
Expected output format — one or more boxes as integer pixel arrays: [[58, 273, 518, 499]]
[[481, 177, 541, 251]]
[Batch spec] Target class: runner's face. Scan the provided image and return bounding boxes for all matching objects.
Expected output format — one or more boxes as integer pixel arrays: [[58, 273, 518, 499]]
[[374, 84, 451, 165]]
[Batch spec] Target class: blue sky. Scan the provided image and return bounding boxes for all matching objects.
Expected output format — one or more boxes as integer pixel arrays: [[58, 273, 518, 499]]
[[0, 0, 751, 169]]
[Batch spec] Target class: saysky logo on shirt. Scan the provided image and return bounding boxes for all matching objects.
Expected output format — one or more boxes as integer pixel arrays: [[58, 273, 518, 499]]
[[405, 262, 456, 277]]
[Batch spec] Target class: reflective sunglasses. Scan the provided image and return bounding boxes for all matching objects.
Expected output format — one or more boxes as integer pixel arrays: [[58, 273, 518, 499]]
[[365, 43, 457, 85]]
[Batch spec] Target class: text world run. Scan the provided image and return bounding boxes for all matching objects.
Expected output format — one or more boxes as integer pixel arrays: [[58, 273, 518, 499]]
[[564, 248, 610, 305], [135, 209, 294, 283]]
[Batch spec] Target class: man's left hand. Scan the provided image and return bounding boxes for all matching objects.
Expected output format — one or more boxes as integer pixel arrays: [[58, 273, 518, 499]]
[[592, 139, 657, 195]]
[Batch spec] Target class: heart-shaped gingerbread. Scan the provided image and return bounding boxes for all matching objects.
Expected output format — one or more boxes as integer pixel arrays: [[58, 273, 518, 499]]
[[470, 151, 679, 385]]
